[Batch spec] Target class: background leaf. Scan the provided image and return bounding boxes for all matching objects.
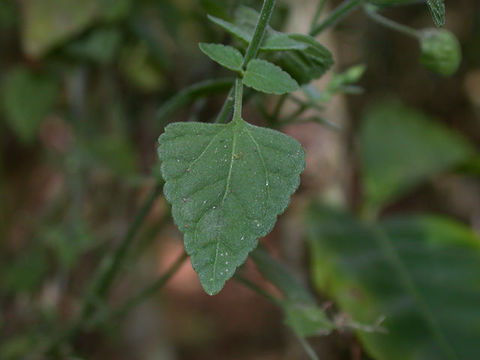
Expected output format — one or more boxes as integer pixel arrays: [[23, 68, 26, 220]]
[[199, 43, 244, 72], [243, 59, 299, 95], [307, 204, 480, 360], [275, 34, 333, 85], [1, 67, 59, 144], [158, 120, 305, 294], [360, 102, 474, 210], [251, 247, 334, 337]]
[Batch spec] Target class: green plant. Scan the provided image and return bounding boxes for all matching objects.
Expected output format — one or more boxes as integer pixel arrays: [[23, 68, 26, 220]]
[[1, 0, 478, 359]]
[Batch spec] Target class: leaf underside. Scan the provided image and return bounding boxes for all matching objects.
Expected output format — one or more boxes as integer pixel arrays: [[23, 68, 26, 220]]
[[158, 120, 305, 294]]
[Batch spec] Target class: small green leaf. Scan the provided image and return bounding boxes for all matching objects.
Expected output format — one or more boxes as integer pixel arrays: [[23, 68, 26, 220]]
[[158, 120, 305, 295], [361, 102, 474, 209], [207, 14, 252, 43], [420, 29, 461, 76], [243, 59, 299, 95], [426, 0, 445, 27], [1, 67, 59, 144], [261, 34, 308, 51], [199, 43, 244, 72]]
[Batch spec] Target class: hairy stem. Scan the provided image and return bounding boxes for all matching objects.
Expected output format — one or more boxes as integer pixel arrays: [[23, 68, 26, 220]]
[[242, 0, 277, 67], [310, 0, 362, 36], [233, 78, 244, 123]]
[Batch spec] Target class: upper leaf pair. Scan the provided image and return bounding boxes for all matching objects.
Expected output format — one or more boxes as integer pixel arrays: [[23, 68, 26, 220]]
[[199, 43, 299, 94]]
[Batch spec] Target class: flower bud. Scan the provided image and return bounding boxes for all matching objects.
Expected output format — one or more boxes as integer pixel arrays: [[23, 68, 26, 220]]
[[420, 29, 461, 76]]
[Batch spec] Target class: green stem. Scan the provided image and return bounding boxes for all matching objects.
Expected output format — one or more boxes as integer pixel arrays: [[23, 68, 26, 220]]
[[81, 181, 163, 319], [310, 0, 327, 30], [310, 0, 362, 36], [215, 0, 277, 124], [215, 87, 235, 123], [232, 78, 244, 123], [242, 0, 277, 67], [364, 5, 421, 39], [272, 94, 288, 120]]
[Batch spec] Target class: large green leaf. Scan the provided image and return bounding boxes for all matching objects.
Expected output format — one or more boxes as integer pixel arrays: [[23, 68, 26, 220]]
[[199, 43, 244, 72], [243, 59, 299, 95], [158, 120, 305, 295], [361, 102, 474, 210], [1, 67, 59, 144], [426, 0, 445, 27], [307, 204, 480, 360]]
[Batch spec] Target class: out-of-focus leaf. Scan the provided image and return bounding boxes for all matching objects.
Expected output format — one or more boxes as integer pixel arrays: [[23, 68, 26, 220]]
[[200, 0, 230, 19], [86, 135, 137, 176], [0, 1, 18, 28], [43, 221, 93, 270], [243, 59, 299, 95], [66, 27, 122, 64], [361, 102, 475, 210], [1, 67, 59, 144], [251, 247, 316, 305], [119, 43, 164, 92], [20, 0, 99, 57], [158, 119, 305, 295], [307, 204, 480, 360], [251, 247, 335, 337], [0, 247, 48, 294], [99, 0, 132, 23], [199, 43, 244, 72], [276, 34, 333, 85], [282, 303, 334, 337], [426, 0, 445, 27], [420, 29, 461, 76], [313, 64, 366, 103], [156, 78, 234, 125], [0, 335, 37, 360]]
